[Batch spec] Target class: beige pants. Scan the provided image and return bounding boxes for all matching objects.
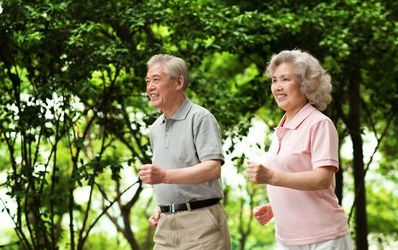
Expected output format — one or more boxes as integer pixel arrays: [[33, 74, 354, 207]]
[[153, 203, 230, 250]]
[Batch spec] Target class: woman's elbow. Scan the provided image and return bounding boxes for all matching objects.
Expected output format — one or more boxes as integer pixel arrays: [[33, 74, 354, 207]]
[[313, 167, 335, 190], [316, 178, 333, 190], [313, 174, 334, 190]]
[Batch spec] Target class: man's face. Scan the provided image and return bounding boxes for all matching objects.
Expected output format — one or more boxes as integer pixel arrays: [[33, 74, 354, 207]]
[[145, 63, 178, 111]]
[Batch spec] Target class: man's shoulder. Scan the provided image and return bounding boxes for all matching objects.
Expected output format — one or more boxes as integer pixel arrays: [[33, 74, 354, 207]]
[[189, 102, 212, 116]]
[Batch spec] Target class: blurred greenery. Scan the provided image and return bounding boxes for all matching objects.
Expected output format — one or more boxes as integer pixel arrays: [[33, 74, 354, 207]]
[[0, 0, 397, 249]]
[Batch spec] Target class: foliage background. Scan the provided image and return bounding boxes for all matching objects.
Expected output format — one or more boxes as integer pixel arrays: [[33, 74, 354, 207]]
[[0, 0, 397, 249]]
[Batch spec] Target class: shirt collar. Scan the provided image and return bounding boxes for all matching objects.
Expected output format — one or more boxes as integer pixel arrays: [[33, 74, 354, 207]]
[[161, 98, 192, 122], [278, 103, 317, 130]]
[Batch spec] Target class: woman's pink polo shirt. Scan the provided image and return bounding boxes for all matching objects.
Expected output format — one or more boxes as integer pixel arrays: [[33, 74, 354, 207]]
[[263, 103, 350, 245]]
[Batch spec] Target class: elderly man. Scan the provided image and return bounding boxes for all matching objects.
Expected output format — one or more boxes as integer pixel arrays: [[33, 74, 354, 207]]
[[139, 54, 230, 250]]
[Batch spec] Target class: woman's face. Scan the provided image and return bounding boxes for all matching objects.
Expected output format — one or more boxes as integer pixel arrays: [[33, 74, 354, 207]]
[[271, 62, 308, 115]]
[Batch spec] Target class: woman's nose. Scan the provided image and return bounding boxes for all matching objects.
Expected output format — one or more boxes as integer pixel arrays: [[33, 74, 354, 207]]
[[273, 80, 282, 89]]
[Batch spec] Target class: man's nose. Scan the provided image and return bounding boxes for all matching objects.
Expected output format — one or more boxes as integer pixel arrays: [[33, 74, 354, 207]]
[[147, 80, 155, 88]]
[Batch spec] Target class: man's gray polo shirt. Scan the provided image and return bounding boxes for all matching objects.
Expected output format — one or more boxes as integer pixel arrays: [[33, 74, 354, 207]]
[[150, 98, 225, 205]]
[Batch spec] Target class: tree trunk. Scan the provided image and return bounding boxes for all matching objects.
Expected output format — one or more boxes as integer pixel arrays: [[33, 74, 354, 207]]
[[348, 74, 369, 250], [328, 92, 344, 205], [335, 166, 343, 205]]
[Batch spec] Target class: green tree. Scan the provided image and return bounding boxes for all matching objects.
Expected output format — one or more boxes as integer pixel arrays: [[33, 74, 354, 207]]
[[1, 0, 397, 249], [0, 0, 152, 249]]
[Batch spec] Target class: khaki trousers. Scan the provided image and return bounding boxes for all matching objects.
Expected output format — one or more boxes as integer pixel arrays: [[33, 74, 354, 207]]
[[153, 203, 230, 250]]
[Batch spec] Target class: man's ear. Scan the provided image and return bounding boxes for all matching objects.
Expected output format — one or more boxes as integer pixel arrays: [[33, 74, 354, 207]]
[[176, 75, 184, 90]]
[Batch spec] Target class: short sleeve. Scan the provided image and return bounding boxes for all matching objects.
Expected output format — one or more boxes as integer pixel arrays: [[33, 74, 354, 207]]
[[193, 114, 225, 164], [310, 119, 339, 171]]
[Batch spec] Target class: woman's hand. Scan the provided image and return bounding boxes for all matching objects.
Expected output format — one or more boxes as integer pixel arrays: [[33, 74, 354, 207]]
[[253, 203, 274, 225], [246, 160, 275, 184]]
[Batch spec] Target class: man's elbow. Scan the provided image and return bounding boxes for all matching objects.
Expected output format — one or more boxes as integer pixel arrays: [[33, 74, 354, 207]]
[[200, 159, 223, 181], [209, 160, 222, 180], [213, 166, 221, 179]]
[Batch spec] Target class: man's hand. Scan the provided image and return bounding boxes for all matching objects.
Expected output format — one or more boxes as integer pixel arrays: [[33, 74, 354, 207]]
[[149, 211, 161, 227], [139, 164, 166, 184]]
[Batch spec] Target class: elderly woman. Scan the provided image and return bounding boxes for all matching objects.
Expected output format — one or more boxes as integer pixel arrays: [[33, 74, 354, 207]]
[[246, 49, 353, 250]]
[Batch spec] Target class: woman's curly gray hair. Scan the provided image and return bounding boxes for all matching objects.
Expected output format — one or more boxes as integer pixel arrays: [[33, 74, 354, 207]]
[[266, 49, 332, 111]]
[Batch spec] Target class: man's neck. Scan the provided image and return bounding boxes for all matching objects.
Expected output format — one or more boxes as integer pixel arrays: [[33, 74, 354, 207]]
[[162, 95, 186, 119]]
